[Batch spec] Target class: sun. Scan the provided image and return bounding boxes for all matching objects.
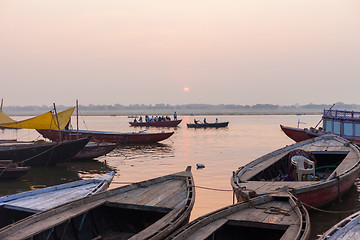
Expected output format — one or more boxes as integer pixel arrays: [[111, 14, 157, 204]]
[[184, 87, 190, 93]]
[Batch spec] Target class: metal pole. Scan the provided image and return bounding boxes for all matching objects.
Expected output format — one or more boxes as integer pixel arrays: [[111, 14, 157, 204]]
[[314, 103, 335, 129], [53, 103, 62, 141], [76, 100, 79, 138]]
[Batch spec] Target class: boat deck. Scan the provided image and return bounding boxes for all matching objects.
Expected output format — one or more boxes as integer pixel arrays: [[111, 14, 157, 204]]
[[0, 171, 192, 240]]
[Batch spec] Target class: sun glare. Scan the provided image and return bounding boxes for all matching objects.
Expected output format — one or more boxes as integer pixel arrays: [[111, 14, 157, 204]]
[[184, 87, 190, 93]]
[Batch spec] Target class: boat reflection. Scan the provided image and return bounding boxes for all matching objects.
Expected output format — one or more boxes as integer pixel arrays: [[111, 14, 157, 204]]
[[110, 143, 174, 160]]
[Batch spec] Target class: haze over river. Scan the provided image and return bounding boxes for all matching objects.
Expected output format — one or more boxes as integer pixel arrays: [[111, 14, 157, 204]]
[[1, 114, 360, 239]]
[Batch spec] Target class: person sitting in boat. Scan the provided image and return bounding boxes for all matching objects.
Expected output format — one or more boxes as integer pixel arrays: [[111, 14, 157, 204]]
[[145, 115, 149, 122], [194, 119, 199, 124], [203, 118, 207, 124], [133, 118, 137, 123], [174, 112, 177, 120], [139, 116, 143, 123], [215, 118, 218, 123]]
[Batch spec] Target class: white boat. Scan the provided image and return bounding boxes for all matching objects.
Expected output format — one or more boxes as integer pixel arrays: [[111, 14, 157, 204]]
[[0, 171, 114, 229]]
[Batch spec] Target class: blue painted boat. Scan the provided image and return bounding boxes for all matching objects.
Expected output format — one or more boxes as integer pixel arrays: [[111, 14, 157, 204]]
[[0, 171, 114, 229]]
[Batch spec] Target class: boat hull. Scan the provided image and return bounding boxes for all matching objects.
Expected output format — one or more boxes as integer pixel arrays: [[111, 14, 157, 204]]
[[129, 119, 182, 127], [0, 137, 91, 166], [186, 122, 229, 128], [280, 125, 314, 142], [37, 129, 174, 144], [0, 166, 30, 179], [71, 143, 117, 160]]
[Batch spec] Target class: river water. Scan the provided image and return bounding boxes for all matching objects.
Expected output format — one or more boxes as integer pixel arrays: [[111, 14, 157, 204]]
[[1, 114, 360, 239]]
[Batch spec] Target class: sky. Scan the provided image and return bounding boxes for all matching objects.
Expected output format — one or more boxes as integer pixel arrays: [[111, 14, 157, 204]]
[[1, 1, 359, 106]]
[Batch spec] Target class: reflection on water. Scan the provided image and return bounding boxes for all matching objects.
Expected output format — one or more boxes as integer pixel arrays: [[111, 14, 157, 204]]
[[1, 115, 360, 239]]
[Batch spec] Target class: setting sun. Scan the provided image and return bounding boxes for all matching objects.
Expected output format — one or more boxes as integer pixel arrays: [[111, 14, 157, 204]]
[[184, 87, 190, 93]]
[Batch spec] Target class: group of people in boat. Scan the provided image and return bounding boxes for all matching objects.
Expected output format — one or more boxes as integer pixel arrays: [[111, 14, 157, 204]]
[[134, 115, 174, 123], [193, 118, 218, 124]]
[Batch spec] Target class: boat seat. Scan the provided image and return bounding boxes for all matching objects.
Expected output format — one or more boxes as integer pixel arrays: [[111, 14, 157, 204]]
[[291, 156, 315, 181]]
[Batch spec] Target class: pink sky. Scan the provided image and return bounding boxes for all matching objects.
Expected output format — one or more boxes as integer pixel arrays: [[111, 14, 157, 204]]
[[1, 1, 359, 106]]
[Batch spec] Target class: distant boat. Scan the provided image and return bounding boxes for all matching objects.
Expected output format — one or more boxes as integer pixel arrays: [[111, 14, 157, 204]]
[[186, 121, 229, 128], [231, 134, 360, 209], [0, 136, 91, 166], [168, 192, 310, 240], [129, 119, 182, 127], [281, 108, 360, 144], [0, 172, 114, 229], [0, 167, 195, 240], [319, 209, 360, 239], [0, 160, 30, 179], [37, 129, 174, 144], [71, 142, 117, 160]]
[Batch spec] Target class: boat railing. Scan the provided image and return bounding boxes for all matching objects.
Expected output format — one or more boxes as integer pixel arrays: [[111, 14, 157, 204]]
[[324, 109, 360, 120]]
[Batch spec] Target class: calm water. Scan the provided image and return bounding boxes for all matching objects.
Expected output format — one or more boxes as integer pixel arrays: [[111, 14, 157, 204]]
[[1, 114, 360, 239]]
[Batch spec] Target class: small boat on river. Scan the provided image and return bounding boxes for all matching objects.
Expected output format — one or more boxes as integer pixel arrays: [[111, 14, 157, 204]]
[[186, 121, 229, 128], [167, 192, 310, 240], [319, 209, 360, 240], [231, 134, 360, 209], [37, 129, 174, 144], [129, 119, 182, 127], [71, 142, 117, 160], [0, 171, 114, 229], [0, 160, 30, 179], [281, 108, 360, 144], [0, 166, 195, 240], [0, 136, 91, 166]]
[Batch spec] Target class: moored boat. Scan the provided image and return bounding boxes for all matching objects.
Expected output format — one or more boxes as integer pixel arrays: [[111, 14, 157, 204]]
[[186, 121, 229, 128], [0, 171, 114, 229], [0, 136, 91, 166], [37, 129, 174, 144], [281, 108, 360, 144], [318, 209, 360, 240], [129, 119, 182, 127], [0, 166, 195, 240], [167, 192, 310, 240], [0, 160, 30, 179], [71, 142, 117, 160], [231, 134, 360, 209]]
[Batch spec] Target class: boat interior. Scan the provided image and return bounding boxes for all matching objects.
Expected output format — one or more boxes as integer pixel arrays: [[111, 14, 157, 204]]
[[0, 206, 36, 229], [248, 150, 350, 182], [21, 202, 173, 240]]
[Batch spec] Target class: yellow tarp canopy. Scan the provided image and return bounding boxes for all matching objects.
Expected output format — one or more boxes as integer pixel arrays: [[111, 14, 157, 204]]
[[0, 107, 75, 130]]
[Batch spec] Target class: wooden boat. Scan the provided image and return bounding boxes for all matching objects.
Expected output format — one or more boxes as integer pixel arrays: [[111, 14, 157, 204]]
[[37, 129, 174, 144], [0, 166, 195, 240], [0, 160, 30, 179], [167, 192, 310, 240], [0, 136, 91, 166], [186, 121, 229, 128], [281, 109, 360, 144], [71, 142, 117, 160], [0, 172, 114, 229], [319, 209, 360, 240], [129, 119, 182, 127], [231, 134, 360, 209]]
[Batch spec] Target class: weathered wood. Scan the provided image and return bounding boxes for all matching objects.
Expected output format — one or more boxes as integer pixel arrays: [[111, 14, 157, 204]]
[[0, 167, 195, 240]]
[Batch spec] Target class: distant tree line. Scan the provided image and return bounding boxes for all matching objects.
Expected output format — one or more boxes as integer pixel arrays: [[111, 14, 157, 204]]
[[2, 102, 360, 115]]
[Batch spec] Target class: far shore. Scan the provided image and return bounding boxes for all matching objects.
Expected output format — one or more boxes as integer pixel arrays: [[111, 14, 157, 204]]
[[5, 108, 327, 116]]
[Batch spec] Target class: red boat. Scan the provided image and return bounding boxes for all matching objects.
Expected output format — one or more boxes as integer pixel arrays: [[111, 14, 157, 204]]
[[231, 134, 360, 209], [129, 119, 182, 127], [280, 124, 316, 142], [37, 129, 174, 144]]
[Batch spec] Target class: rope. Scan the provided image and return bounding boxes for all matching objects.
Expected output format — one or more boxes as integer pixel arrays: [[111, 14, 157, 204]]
[[300, 201, 360, 214], [17, 142, 61, 166]]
